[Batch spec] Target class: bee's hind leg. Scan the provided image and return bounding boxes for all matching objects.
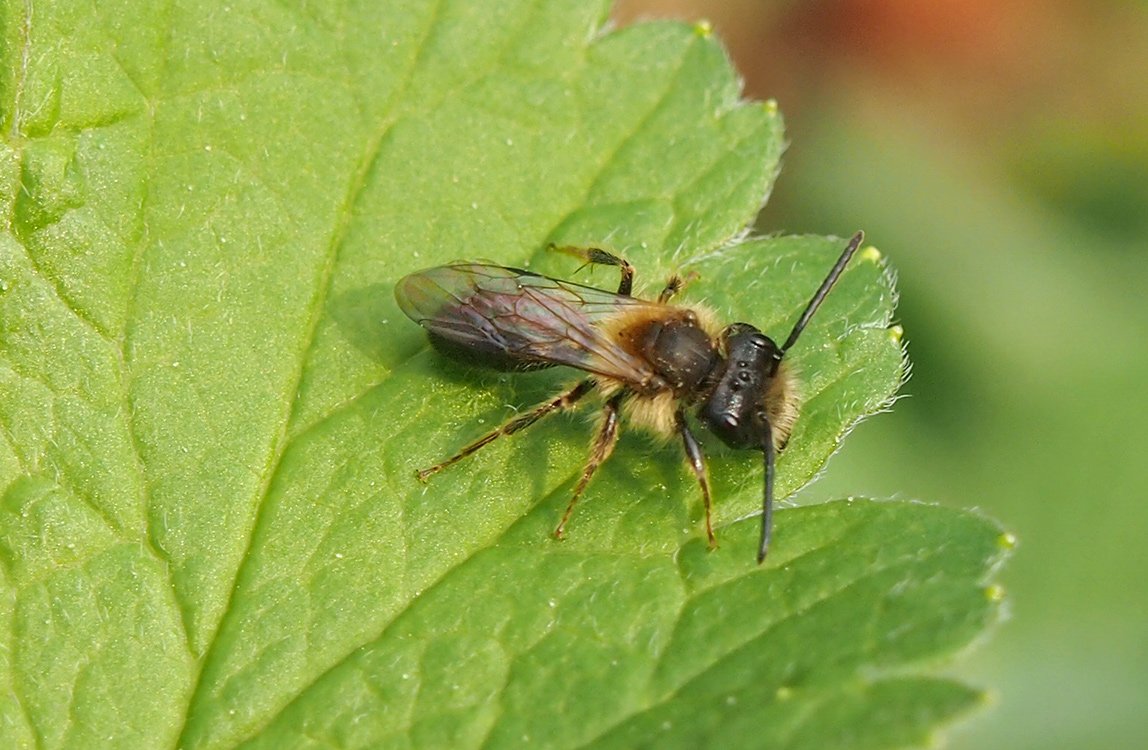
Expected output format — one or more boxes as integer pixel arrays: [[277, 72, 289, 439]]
[[554, 393, 624, 539], [416, 379, 596, 482], [549, 244, 635, 296]]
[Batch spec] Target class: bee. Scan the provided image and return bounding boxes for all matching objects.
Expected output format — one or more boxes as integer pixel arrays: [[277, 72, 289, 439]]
[[395, 231, 864, 562]]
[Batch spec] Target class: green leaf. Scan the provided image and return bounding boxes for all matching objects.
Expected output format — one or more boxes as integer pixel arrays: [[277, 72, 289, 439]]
[[0, 2, 1005, 748], [240, 500, 1007, 750]]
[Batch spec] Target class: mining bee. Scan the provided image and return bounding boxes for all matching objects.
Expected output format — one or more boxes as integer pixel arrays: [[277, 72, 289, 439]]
[[395, 232, 864, 562]]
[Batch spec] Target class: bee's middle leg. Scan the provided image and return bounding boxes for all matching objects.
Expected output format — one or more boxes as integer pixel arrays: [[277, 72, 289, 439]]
[[554, 393, 624, 538], [549, 244, 635, 296]]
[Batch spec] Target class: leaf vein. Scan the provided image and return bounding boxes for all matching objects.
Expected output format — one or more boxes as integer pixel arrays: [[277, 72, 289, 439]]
[[577, 537, 952, 748], [176, 2, 457, 743]]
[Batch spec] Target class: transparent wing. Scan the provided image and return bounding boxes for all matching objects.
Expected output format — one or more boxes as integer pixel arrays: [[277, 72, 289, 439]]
[[395, 263, 660, 382]]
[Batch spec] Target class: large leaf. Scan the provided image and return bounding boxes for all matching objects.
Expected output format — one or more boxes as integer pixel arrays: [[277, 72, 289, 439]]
[[0, 1, 1006, 748]]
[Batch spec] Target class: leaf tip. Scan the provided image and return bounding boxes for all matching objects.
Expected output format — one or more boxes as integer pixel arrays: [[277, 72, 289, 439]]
[[984, 583, 1007, 603], [997, 531, 1018, 551], [860, 244, 883, 264], [692, 19, 713, 38]]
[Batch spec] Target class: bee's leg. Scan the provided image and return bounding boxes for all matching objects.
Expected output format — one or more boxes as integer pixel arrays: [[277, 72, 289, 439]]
[[675, 410, 716, 548], [657, 275, 684, 303], [549, 244, 634, 295], [416, 379, 596, 481], [657, 270, 700, 303], [554, 393, 623, 538]]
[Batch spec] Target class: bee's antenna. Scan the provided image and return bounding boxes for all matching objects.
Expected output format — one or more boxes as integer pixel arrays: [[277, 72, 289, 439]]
[[758, 420, 775, 563], [780, 231, 864, 354]]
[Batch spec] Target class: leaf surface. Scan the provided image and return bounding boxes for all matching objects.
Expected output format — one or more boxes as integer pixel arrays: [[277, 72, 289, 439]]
[[0, 2, 1005, 748]]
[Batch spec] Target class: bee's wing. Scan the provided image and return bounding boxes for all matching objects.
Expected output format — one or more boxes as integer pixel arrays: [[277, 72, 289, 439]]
[[396, 264, 659, 382]]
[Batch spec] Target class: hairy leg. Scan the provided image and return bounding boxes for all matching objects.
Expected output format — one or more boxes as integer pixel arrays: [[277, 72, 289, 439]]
[[549, 244, 635, 295], [416, 379, 596, 481], [553, 392, 624, 538]]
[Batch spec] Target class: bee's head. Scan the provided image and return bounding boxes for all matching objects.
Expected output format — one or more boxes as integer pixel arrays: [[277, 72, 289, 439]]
[[696, 231, 865, 563], [697, 321, 800, 565], [698, 323, 785, 450]]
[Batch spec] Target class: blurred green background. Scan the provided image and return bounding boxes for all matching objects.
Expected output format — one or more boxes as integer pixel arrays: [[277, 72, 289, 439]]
[[614, 2, 1148, 748]]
